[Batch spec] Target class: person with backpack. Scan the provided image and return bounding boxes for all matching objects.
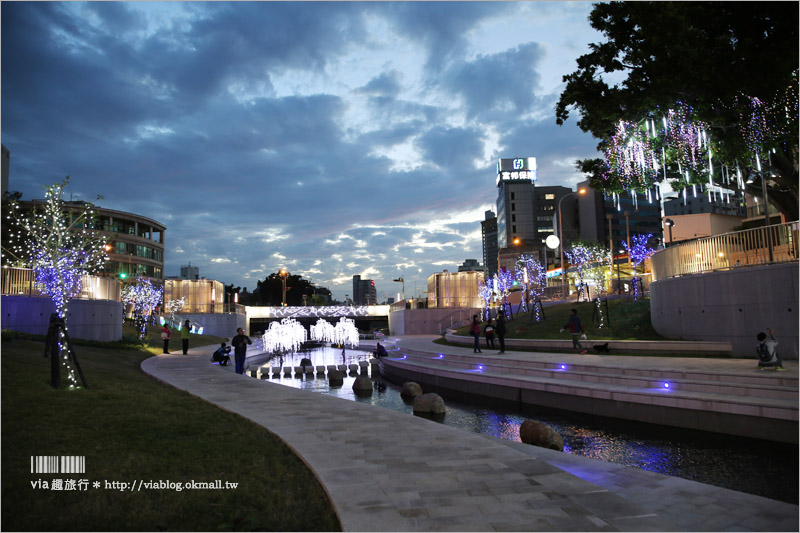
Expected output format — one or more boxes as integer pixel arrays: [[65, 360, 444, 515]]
[[211, 342, 231, 366], [470, 315, 482, 353], [756, 328, 784, 371]]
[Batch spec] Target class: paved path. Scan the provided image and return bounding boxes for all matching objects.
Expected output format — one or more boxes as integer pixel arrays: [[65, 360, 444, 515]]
[[142, 340, 798, 532]]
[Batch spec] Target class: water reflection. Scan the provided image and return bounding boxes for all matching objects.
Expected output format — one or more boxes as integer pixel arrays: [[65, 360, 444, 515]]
[[252, 348, 798, 504]]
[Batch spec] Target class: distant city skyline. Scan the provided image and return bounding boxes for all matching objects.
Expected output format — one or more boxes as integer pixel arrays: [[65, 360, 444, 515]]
[[1, 2, 603, 301]]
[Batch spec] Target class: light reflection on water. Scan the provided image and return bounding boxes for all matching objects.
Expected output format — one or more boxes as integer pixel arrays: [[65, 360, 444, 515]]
[[254, 348, 798, 504]]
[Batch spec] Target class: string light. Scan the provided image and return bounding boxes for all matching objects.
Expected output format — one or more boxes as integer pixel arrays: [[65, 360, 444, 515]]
[[622, 234, 656, 301]]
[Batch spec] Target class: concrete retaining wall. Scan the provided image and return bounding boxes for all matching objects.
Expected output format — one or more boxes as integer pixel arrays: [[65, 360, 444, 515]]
[[650, 263, 798, 359], [389, 308, 480, 335], [1, 295, 122, 342], [178, 313, 246, 339]]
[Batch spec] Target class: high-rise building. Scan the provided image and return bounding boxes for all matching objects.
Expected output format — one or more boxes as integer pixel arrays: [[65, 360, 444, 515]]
[[481, 211, 498, 276], [458, 258, 486, 274], [352, 275, 377, 305], [496, 157, 537, 250], [578, 180, 663, 251], [180, 264, 200, 280], [534, 186, 573, 269]]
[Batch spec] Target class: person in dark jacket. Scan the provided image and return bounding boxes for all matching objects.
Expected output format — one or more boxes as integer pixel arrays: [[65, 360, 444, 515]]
[[231, 327, 252, 374], [562, 308, 586, 354], [470, 315, 482, 353], [483, 319, 495, 349], [211, 342, 231, 366], [495, 314, 506, 353]]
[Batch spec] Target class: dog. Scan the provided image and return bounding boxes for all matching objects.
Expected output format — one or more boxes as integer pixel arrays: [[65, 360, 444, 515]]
[[593, 342, 610, 354]]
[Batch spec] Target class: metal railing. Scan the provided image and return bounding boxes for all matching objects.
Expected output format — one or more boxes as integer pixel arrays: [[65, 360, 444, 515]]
[[1, 267, 121, 301], [171, 302, 245, 314], [651, 221, 798, 281]]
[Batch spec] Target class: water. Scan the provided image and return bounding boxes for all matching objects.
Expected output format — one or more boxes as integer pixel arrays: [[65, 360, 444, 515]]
[[254, 347, 798, 504]]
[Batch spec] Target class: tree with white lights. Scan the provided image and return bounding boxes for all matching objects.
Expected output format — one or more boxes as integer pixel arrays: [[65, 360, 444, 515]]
[[565, 241, 608, 301], [4, 178, 108, 388], [515, 254, 546, 321], [122, 277, 164, 338]]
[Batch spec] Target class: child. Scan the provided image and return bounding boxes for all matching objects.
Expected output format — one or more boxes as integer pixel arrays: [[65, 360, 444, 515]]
[[756, 328, 784, 371]]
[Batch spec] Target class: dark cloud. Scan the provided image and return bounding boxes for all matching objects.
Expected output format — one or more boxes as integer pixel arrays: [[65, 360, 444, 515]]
[[2, 1, 599, 300], [442, 42, 546, 121]]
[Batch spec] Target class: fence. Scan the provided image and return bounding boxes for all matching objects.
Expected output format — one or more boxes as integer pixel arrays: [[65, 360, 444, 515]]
[[651, 221, 799, 281], [1, 267, 121, 301]]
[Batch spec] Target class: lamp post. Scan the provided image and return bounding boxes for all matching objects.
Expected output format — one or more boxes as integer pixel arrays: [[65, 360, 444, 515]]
[[664, 218, 674, 245], [279, 268, 288, 306], [392, 276, 405, 301], [557, 188, 586, 298]]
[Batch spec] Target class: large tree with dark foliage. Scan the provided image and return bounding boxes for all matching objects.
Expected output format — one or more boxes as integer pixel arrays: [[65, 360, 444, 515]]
[[253, 272, 316, 306], [556, 1, 798, 221]]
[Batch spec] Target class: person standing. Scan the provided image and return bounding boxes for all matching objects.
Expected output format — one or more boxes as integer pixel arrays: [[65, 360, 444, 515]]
[[181, 319, 191, 354], [756, 328, 785, 371], [469, 315, 482, 353], [562, 308, 586, 354], [161, 324, 171, 354], [483, 318, 495, 349], [495, 313, 506, 354], [232, 327, 252, 375]]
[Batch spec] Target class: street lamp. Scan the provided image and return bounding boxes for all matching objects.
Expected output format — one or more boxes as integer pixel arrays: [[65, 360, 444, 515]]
[[279, 268, 288, 306], [392, 277, 405, 301], [664, 218, 675, 245], [558, 188, 586, 298]]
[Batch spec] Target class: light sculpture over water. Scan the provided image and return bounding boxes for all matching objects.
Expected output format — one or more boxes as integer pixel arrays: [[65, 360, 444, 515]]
[[310, 318, 336, 344], [333, 317, 359, 348], [262, 318, 307, 354]]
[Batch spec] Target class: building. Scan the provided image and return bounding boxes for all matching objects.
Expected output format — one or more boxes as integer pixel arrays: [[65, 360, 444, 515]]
[[352, 275, 377, 305], [16, 200, 166, 282], [578, 180, 663, 251], [495, 157, 538, 250], [427, 270, 485, 308], [458, 259, 487, 275], [662, 195, 745, 244], [164, 278, 224, 314], [180, 264, 200, 280], [481, 210, 498, 276], [535, 185, 573, 270]]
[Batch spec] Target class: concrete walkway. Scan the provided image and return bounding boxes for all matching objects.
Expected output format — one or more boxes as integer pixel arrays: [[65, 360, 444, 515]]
[[141, 340, 798, 532]]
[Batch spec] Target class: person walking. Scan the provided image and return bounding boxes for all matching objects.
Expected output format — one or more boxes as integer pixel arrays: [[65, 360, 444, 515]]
[[495, 313, 506, 353], [756, 328, 785, 371], [562, 308, 586, 354], [181, 319, 191, 354], [483, 318, 495, 349], [470, 315, 482, 353], [161, 324, 171, 354], [232, 327, 252, 375]]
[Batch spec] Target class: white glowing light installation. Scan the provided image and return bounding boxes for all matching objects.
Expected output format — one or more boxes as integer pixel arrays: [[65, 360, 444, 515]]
[[310, 318, 336, 343], [333, 317, 360, 348], [262, 318, 307, 354]]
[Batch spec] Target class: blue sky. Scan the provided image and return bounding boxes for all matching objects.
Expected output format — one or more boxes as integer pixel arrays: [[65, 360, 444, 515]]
[[1, 1, 603, 302]]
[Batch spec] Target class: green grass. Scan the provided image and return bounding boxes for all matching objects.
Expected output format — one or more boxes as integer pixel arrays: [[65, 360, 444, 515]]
[[454, 298, 664, 341], [1, 333, 341, 532]]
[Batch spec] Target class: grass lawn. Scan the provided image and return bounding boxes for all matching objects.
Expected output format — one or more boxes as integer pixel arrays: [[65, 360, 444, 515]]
[[1, 327, 341, 532], [452, 297, 664, 341]]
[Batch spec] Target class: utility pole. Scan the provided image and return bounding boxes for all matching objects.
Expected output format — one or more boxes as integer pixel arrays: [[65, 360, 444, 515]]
[[607, 214, 615, 294]]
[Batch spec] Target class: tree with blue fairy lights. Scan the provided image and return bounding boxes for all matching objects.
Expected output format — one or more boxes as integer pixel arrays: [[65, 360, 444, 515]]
[[4, 177, 109, 389], [622, 234, 657, 301], [121, 277, 164, 339]]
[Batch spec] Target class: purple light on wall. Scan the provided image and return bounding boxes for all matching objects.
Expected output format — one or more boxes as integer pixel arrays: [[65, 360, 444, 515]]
[[560, 364, 567, 370], [664, 382, 670, 389]]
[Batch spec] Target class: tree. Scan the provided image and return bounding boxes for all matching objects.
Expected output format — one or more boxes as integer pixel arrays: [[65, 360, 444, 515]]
[[622, 234, 657, 301], [556, 2, 798, 220], [5, 178, 108, 388], [253, 272, 316, 306], [565, 240, 608, 301]]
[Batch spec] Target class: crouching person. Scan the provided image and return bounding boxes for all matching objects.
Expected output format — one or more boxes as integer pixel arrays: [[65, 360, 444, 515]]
[[756, 328, 784, 371], [211, 342, 232, 366]]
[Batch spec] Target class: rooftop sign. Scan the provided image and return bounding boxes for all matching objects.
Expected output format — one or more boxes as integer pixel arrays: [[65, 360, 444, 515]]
[[496, 157, 537, 186]]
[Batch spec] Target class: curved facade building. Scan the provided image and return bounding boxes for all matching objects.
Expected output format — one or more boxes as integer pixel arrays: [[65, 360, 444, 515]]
[[94, 206, 166, 281], [17, 201, 166, 282]]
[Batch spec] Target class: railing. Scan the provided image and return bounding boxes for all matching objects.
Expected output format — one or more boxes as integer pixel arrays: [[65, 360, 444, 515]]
[[1, 267, 121, 301], [651, 221, 799, 281], [173, 303, 245, 314]]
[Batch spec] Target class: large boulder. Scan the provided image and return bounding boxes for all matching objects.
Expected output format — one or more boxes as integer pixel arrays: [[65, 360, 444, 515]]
[[400, 382, 423, 400], [352, 375, 373, 396], [300, 357, 313, 368], [413, 393, 446, 415], [519, 420, 563, 451], [328, 369, 344, 387]]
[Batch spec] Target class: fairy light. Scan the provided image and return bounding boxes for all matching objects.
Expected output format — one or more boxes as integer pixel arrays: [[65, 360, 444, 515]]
[[622, 234, 656, 301], [4, 179, 109, 389]]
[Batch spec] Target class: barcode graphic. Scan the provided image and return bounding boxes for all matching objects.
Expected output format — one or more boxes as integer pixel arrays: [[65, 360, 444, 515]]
[[30, 456, 85, 474]]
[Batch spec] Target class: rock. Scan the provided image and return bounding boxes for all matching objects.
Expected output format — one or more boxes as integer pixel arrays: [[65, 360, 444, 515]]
[[328, 369, 344, 387], [413, 393, 446, 414], [519, 420, 563, 451], [300, 357, 312, 367], [352, 375, 373, 396], [400, 381, 423, 400]]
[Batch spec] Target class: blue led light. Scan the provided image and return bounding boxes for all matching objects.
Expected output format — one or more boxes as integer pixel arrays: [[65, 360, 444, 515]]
[[664, 382, 670, 389], [560, 364, 566, 370]]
